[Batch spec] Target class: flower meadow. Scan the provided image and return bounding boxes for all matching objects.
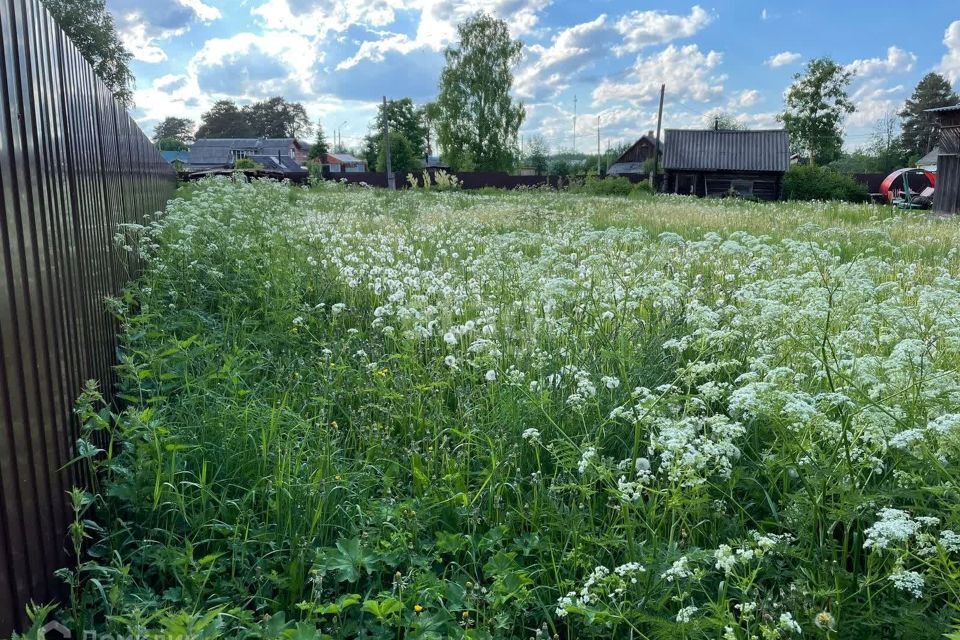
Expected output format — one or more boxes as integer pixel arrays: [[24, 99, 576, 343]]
[[42, 177, 960, 639]]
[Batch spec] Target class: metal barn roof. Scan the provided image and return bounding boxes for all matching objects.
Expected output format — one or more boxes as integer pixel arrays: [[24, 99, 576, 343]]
[[190, 138, 298, 165], [925, 104, 960, 113], [663, 129, 790, 173]]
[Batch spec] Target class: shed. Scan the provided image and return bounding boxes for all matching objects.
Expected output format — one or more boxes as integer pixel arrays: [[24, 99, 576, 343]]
[[663, 129, 790, 200], [325, 153, 367, 173], [928, 105, 960, 214], [607, 131, 661, 176]]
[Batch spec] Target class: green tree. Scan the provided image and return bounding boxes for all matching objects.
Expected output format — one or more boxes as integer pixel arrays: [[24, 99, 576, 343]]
[[899, 72, 958, 159], [308, 123, 330, 162], [195, 100, 252, 138], [866, 111, 907, 173], [245, 97, 312, 139], [436, 13, 525, 172], [153, 117, 195, 143], [779, 57, 854, 165], [42, 0, 134, 106], [195, 98, 313, 139], [524, 135, 549, 175], [550, 158, 571, 178], [364, 98, 429, 167], [156, 138, 188, 152], [376, 131, 420, 174]]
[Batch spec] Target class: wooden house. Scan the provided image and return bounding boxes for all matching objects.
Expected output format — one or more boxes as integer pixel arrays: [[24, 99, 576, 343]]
[[607, 131, 661, 176], [929, 105, 960, 214], [662, 129, 790, 200]]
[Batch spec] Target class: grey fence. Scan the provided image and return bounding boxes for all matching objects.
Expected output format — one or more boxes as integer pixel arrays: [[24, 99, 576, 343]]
[[0, 0, 176, 632]]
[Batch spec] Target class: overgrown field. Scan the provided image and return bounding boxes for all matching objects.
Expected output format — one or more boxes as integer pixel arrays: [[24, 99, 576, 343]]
[[44, 178, 960, 639]]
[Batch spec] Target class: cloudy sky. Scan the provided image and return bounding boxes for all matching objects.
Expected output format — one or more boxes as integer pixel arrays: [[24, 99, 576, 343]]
[[111, 0, 960, 153]]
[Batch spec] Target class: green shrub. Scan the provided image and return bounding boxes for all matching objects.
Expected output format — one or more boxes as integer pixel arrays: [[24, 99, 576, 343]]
[[569, 176, 635, 196], [783, 165, 869, 202], [234, 157, 262, 170]]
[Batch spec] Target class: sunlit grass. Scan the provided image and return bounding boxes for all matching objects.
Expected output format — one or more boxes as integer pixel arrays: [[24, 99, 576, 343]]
[[57, 178, 960, 640]]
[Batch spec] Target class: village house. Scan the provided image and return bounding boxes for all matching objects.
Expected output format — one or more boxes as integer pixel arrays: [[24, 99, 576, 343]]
[[189, 138, 311, 171], [662, 128, 790, 200], [607, 131, 662, 177]]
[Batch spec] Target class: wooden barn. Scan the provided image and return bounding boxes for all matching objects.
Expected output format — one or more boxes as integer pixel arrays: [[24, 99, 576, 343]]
[[929, 105, 960, 214], [662, 129, 790, 200], [607, 131, 661, 176]]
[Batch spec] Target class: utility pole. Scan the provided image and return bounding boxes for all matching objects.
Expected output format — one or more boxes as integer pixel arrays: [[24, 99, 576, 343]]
[[650, 83, 665, 190], [383, 96, 395, 190], [572, 95, 577, 154]]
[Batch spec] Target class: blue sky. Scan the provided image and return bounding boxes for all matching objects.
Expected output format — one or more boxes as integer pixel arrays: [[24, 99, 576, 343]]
[[110, 0, 960, 153]]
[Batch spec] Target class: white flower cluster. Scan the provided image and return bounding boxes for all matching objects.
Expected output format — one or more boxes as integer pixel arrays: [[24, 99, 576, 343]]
[[863, 508, 939, 550]]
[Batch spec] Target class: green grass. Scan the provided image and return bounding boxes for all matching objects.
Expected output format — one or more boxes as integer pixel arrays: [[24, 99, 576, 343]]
[[35, 178, 960, 640]]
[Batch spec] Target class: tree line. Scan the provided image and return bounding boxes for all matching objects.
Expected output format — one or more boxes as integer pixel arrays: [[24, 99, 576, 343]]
[[49, 0, 957, 178]]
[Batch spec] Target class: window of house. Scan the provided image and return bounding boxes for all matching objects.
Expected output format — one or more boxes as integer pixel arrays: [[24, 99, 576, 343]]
[[730, 180, 754, 196]]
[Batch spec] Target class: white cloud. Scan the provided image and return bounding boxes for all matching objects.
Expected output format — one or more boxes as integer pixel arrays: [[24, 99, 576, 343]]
[[109, 0, 221, 63], [938, 20, 960, 85], [731, 89, 761, 108], [847, 80, 904, 127], [846, 46, 916, 78], [514, 15, 612, 99], [593, 44, 725, 106], [515, 6, 714, 102], [761, 8, 768, 20], [766, 51, 801, 68], [613, 5, 713, 55]]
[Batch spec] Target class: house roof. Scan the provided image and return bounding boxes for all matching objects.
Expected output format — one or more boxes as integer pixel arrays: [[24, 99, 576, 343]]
[[917, 148, 940, 167], [608, 162, 645, 175], [248, 155, 305, 173], [925, 104, 960, 113], [190, 138, 299, 165], [159, 150, 190, 164], [327, 153, 365, 164], [663, 129, 790, 172], [612, 135, 662, 165]]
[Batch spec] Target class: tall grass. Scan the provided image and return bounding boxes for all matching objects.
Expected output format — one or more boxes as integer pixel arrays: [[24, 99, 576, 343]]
[[36, 177, 960, 640]]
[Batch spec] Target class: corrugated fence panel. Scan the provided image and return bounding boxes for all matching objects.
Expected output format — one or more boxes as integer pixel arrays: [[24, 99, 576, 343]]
[[0, 0, 176, 632]]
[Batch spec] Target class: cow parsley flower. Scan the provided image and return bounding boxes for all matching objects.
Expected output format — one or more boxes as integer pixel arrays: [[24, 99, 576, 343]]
[[889, 567, 924, 598]]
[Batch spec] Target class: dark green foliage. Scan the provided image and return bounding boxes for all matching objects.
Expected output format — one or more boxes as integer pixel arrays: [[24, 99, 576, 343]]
[[233, 157, 262, 170], [549, 158, 571, 177], [376, 130, 421, 174], [308, 124, 330, 162], [783, 165, 869, 202], [363, 98, 429, 168], [524, 135, 549, 176], [900, 73, 959, 159], [195, 100, 251, 138], [779, 57, 855, 165], [41, 0, 133, 106], [153, 117, 195, 144], [156, 137, 188, 152], [436, 13, 525, 171], [195, 97, 312, 139], [568, 176, 636, 196]]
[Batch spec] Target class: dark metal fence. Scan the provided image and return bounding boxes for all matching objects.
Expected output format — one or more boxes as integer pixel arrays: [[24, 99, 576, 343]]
[[0, 0, 175, 632]]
